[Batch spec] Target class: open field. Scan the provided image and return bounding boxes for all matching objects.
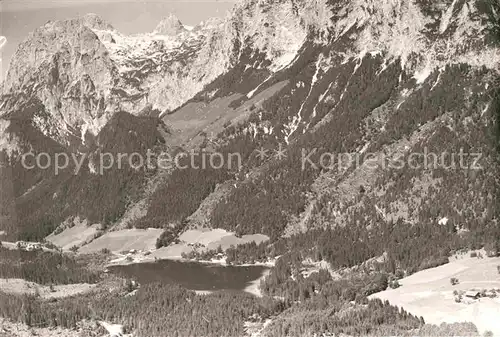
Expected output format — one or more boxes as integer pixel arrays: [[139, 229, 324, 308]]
[[0, 279, 96, 299], [101, 228, 269, 265], [179, 228, 269, 251], [46, 221, 100, 251], [370, 253, 500, 336], [78, 228, 163, 254], [0, 242, 17, 250], [163, 81, 288, 150]]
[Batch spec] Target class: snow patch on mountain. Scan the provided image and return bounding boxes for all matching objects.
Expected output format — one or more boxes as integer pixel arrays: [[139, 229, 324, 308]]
[[247, 75, 272, 98], [313, 81, 335, 118], [440, 0, 459, 34], [233, 0, 308, 72], [98, 321, 129, 337], [92, 29, 189, 74], [284, 53, 333, 142]]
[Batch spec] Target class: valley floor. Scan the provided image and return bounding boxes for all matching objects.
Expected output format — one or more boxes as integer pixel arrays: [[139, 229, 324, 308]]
[[370, 252, 500, 336]]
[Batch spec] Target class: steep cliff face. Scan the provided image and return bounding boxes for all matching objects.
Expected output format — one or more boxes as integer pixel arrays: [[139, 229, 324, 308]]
[[2, 16, 116, 147]]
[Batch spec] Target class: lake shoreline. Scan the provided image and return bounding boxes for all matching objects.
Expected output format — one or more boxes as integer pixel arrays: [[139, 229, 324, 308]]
[[107, 257, 272, 297]]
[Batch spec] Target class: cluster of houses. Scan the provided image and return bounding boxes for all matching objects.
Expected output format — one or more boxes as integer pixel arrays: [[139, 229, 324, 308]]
[[455, 289, 498, 304], [16, 241, 43, 251], [124, 249, 153, 262]]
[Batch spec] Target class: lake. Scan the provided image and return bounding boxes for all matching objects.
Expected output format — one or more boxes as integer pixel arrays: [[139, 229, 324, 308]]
[[108, 260, 268, 293]]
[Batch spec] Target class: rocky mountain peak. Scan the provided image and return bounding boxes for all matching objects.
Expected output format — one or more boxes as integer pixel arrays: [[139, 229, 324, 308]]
[[1, 16, 117, 147], [154, 14, 187, 36], [80, 13, 115, 31]]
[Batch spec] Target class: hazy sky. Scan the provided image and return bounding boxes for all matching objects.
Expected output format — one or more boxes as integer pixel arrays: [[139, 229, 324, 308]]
[[0, 0, 237, 81]]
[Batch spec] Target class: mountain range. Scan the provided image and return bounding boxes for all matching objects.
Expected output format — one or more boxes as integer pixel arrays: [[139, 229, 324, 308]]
[[1, 0, 500, 336]]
